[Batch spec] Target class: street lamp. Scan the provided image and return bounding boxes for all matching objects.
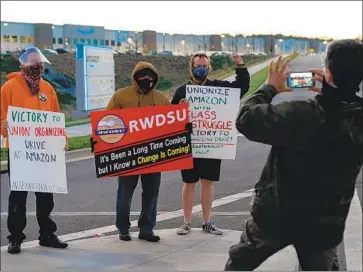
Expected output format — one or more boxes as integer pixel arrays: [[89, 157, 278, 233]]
[[181, 40, 185, 55], [279, 39, 284, 54], [246, 43, 251, 54], [221, 34, 225, 52], [162, 33, 165, 51], [231, 34, 236, 53]]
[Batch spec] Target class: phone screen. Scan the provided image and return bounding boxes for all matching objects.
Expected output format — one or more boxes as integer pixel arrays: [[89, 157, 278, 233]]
[[287, 72, 315, 88]]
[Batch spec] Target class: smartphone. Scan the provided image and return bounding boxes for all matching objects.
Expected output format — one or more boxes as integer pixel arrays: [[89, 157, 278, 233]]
[[287, 72, 315, 88]]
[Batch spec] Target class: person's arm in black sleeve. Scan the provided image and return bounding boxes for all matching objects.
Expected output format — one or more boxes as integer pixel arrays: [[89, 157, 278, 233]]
[[235, 84, 315, 147], [210, 66, 250, 98], [171, 85, 186, 104]]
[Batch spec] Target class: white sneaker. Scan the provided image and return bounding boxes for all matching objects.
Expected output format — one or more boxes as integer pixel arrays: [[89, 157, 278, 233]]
[[202, 221, 223, 235], [177, 223, 191, 235]]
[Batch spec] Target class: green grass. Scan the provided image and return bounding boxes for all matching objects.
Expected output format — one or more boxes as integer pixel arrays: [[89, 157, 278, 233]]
[[243, 65, 270, 97], [68, 135, 92, 151], [243, 54, 298, 98], [1, 148, 8, 161], [65, 118, 91, 127]]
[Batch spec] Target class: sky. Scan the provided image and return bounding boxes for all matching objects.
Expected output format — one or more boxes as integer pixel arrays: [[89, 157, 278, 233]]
[[1, 1, 362, 39]]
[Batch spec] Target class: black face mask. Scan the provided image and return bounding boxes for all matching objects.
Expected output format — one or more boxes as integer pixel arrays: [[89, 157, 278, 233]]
[[137, 78, 154, 93]]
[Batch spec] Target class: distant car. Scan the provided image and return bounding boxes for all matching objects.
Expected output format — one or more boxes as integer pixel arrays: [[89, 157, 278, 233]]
[[55, 48, 69, 54], [0, 50, 11, 55], [158, 50, 173, 56], [42, 49, 58, 55], [126, 49, 142, 56]]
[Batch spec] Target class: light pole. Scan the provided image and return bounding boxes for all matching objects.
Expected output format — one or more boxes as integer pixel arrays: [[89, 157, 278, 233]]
[[181, 39, 185, 55], [220, 34, 225, 52], [246, 43, 251, 55], [162, 33, 165, 51], [323, 40, 328, 52], [203, 35, 207, 52], [134, 31, 139, 55], [279, 39, 284, 54], [172, 34, 175, 54]]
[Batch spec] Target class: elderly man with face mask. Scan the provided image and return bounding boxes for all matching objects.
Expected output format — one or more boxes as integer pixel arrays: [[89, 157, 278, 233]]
[[105, 62, 170, 242], [0, 46, 68, 254], [171, 52, 250, 236]]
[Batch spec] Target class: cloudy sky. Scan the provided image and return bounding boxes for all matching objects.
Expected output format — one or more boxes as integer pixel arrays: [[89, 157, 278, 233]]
[[1, 1, 362, 39]]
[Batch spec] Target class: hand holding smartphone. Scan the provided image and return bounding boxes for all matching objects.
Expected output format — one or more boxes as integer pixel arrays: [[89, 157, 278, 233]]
[[287, 72, 315, 89]]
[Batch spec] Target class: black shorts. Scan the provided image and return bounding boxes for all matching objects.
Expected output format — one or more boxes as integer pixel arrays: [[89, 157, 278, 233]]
[[181, 158, 222, 183]]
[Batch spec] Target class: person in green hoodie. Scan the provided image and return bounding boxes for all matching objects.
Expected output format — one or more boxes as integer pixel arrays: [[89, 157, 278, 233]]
[[104, 62, 169, 242]]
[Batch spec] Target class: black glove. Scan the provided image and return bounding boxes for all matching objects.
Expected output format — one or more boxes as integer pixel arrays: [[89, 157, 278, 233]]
[[185, 123, 193, 134], [90, 137, 98, 153]]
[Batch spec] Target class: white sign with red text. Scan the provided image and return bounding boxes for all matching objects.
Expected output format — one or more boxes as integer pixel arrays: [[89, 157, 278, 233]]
[[186, 85, 240, 160], [7, 106, 68, 193]]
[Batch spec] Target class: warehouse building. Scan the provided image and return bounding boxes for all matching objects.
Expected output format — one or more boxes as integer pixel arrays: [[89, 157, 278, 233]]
[[1, 20, 327, 55]]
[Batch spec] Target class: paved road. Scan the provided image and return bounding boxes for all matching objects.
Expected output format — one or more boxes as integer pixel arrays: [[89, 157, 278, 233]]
[[1, 56, 361, 268]]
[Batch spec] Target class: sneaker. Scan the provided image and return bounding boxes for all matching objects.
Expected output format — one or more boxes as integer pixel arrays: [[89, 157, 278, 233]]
[[202, 221, 223, 235], [7, 241, 21, 254], [39, 235, 68, 248], [177, 223, 191, 235], [119, 233, 131, 241]]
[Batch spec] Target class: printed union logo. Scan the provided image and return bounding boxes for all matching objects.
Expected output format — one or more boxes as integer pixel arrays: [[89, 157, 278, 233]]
[[95, 115, 128, 144], [39, 93, 47, 102]]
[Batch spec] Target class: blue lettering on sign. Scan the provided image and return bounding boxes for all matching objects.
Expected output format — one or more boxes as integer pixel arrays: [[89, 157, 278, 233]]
[[77, 28, 95, 35]]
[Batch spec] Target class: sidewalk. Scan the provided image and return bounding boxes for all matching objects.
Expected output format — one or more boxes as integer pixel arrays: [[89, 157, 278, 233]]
[[0, 228, 298, 271], [1, 188, 361, 271]]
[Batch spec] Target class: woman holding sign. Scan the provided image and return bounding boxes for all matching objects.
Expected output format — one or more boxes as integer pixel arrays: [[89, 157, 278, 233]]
[[171, 52, 250, 235], [0, 47, 68, 254]]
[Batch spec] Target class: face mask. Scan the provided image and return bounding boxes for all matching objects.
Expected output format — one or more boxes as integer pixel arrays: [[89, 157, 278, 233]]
[[137, 78, 154, 93], [21, 63, 43, 94], [192, 66, 208, 82]]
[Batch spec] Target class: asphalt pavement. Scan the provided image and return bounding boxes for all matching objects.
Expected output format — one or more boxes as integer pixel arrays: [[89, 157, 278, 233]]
[[1, 55, 362, 270]]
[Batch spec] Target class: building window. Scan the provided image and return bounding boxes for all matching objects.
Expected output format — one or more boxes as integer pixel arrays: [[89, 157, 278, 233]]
[[117, 41, 121, 47], [105, 40, 109, 46], [28, 36, 33, 44], [53, 37, 56, 44], [58, 37, 63, 44], [12, 35, 18, 43], [20, 36, 26, 44], [111, 40, 115, 46], [72, 38, 78, 45], [87, 39, 91, 45], [93, 39, 98, 46], [80, 38, 85, 44], [3, 35, 10, 43], [100, 39, 105, 46]]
